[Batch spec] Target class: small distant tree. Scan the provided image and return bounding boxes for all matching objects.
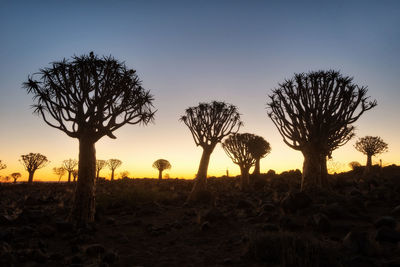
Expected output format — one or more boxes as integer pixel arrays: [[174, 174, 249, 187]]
[[1, 176, 10, 183], [355, 136, 388, 173], [349, 161, 361, 170], [72, 169, 78, 182], [152, 159, 171, 180], [119, 171, 130, 179], [24, 52, 155, 226], [180, 101, 242, 201], [267, 70, 376, 191], [96, 160, 107, 182], [248, 135, 271, 175], [108, 159, 122, 181], [53, 167, 66, 182], [222, 133, 256, 190], [20, 153, 49, 183], [63, 159, 78, 183], [0, 160, 6, 170], [10, 172, 21, 183]]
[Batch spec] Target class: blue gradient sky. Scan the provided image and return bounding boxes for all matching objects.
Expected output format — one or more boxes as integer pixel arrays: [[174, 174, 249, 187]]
[[0, 1, 399, 181]]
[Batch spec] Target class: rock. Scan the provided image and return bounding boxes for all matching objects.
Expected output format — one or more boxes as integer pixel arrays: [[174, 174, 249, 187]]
[[105, 217, 116, 225], [260, 203, 275, 213], [55, 220, 74, 232], [374, 216, 397, 229], [261, 223, 279, 232], [201, 221, 211, 231], [200, 208, 225, 223], [344, 255, 378, 267], [375, 227, 400, 243], [391, 205, 400, 216], [37, 224, 56, 237], [350, 189, 363, 196], [343, 231, 376, 255], [70, 255, 83, 264], [85, 244, 106, 256], [310, 213, 331, 232], [279, 216, 302, 231], [236, 199, 254, 210], [102, 251, 118, 264], [281, 192, 312, 213], [31, 249, 48, 263]]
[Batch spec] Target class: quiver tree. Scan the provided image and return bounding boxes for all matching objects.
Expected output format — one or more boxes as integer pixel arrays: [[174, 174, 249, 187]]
[[355, 136, 388, 173], [24, 52, 155, 226], [267, 70, 376, 191], [53, 167, 66, 182], [20, 153, 49, 183], [63, 159, 78, 183], [0, 160, 6, 170], [72, 169, 78, 182], [180, 101, 242, 201], [222, 133, 256, 190], [152, 159, 171, 180], [95, 160, 107, 182], [10, 172, 21, 183], [108, 159, 122, 181], [248, 135, 271, 175]]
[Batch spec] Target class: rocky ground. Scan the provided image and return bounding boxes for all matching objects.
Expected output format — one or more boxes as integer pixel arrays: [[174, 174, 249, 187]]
[[1, 166, 400, 267]]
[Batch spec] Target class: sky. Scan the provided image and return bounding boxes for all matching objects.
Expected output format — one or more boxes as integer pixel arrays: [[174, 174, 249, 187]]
[[0, 0, 399, 181]]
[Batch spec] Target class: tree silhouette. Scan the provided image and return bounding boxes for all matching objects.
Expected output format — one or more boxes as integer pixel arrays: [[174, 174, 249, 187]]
[[349, 161, 361, 170], [0, 160, 6, 170], [20, 153, 49, 184], [119, 171, 130, 179], [72, 169, 78, 182], [10, 172, 21, 183], [222, 133, 256, 190], [267, 70, 376, 191], [53, 167, 66, 182], [95, 160, 107, 182], [248, 135, 271, 175], [355, 136, 388, 172], [63, 159, 78, 183], [180, 101, 242, 201], [108, 159, 122, 181], [152, 159, 171, 180], [24, 52, 155, 226]]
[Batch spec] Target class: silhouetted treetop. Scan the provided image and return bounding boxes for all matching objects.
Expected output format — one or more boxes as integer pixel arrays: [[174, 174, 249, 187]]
[[267, 70, 376, 154], [152, 159, 171, 171], [355, 136, 388, 156], [24, 52, 155, 142], [180, 101, 243, 148], [20, 153, 49, 184]]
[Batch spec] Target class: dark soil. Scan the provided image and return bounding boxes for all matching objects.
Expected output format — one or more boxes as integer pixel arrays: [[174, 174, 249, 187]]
[[1, 166, 400, 267]]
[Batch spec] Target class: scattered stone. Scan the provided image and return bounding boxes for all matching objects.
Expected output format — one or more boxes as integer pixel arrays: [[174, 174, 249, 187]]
[[106, 217, 116, 225], [281, 192, 312, 213], [200, 208, 225, 223], [37, 224, 56, 237], [102, 251, 118, 264], [374, 216, 397, 229], [201, 221, 211, 231], [375, 227, 400, 243], [261, 223, 279, 232], [55, 220, 74, 232], [391, 205, 400, 216], [310, 213, 331, 232], [85, 244, 106, 256], [260, 203, 275, 213], [343, 231, 376, 255], [236, 199, 254, 210]]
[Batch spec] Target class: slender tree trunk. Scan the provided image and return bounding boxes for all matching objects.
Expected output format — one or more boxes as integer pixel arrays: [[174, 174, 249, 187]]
[[68, 172, 71, 183], [187, 146, 213, 202], [111, 170, 115, 181], [96, 169, 100, 182], [28, 171, 34, 184], [301, 147, 322, 191], [365, 154, 372, 173], [240, 166, 250, 191], [69, 135, 96, 227], [158, 170, 163, 180], [252, 158, 261, 175], [13, 178, 17, 184]]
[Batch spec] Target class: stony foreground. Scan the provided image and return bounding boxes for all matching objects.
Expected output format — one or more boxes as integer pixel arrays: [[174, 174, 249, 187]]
[[1, 167, 400, 266]]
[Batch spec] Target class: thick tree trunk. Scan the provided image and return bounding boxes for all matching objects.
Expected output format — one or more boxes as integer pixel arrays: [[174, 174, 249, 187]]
[[69, 136, 96, 227], [240, 166, 250, 191], [158, 170, 163, 180], [111, 170, 115, 181], [187, 147, 213, 202], [68, 172, 71, 183], [301, 147, 322, 191], [28, 171, 34, 184], [320, 155, 329, 187], [252, 158, 261, 175]]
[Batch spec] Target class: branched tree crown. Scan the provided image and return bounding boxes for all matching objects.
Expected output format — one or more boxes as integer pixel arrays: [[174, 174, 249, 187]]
[[355, 136, 388, 156], [96, 160, 107, 172], [0, 160, 6, 170], [23, 52, 155, 142], [20, 153, 49, 172], [180, 101, 243, 148], [267, 70, 377, 155], [108, 159, 122, 171], [248, 135, 271, 159], [63, 159, 78, 172], [222, 133, 256, 169], [152, 159, 171, 171]]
